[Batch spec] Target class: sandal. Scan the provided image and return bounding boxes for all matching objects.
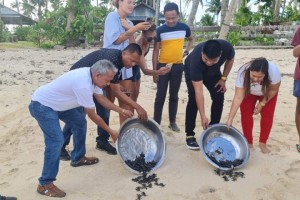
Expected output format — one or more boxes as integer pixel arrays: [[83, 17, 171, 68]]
[[71, 156, 99, 167], [296, 144, 300, 153], [37, 182, 66, 197]]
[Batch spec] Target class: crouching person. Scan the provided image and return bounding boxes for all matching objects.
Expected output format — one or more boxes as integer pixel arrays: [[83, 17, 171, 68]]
[[28, 60, 119, 197]]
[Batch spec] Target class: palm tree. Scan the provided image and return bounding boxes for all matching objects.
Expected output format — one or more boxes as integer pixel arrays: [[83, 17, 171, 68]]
[[200, 13, 216, 26], [185, 0, 203, 26], [219, 0, 240, 39], [220, 0, 229, 24], [205, 0, 222, 24]]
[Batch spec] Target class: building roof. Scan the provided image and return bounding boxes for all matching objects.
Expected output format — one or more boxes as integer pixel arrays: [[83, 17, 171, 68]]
[[127, 2, 164, 25], [0, 4, 36, 25]]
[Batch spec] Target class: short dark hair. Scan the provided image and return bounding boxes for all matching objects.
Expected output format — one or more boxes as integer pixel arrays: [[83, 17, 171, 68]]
[[164, 2, 179, 15], [203, 40, 222, 59], [123, 43, 142, 56]]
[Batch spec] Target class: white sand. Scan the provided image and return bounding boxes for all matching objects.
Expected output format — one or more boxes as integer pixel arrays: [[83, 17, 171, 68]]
[[0, 47, 299, 200]]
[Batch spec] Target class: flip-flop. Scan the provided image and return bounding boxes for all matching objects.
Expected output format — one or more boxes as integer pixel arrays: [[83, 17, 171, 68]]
[[71, 156, 99, 167], [296, 144, 300, 153]]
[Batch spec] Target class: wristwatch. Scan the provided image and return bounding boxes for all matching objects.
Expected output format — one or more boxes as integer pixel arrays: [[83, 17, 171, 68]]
[[184, 50, 189, 56], [221, 76, 227, 81]]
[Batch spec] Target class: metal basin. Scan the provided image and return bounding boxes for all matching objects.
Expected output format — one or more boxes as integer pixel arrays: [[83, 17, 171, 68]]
[[199, 123, 250, 171], [116, 117, 166, 174]]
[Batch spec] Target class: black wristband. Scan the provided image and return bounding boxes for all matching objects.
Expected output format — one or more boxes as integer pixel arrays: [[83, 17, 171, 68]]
[[184, 50, 189, 55]]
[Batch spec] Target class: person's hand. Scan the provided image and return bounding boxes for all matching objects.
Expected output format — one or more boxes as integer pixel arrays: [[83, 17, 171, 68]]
[[254, 102, 264, 115], [215, 79, 227, 93], [201, 116, 209, 130], [121, 19, 132, 30], [225, 118, 233, 129], [157, 66, 170, 75], [136, 106, 148, 120], [135, 22, 151, 31], [109, 129, 119, 142], [153, 75, 159, 83], [121, 109, 134, 118]]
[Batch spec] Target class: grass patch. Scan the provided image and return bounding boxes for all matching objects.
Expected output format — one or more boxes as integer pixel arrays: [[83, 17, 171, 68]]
[[0, 41, 38, 49]]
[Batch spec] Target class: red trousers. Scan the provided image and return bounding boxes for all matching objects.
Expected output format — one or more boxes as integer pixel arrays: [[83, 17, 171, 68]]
[[240, 93, 278, 144]]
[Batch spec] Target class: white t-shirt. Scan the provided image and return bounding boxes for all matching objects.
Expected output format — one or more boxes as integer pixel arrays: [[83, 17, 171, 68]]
[[235, 61, 281, 96], [32, 67, 103, 111]]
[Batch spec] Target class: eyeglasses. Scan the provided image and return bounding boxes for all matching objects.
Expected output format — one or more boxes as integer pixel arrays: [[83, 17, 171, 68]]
[[145, 36, 156, 43]]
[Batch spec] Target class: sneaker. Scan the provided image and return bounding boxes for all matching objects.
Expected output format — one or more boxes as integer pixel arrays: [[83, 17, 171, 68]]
[[37, 182, 66, 197], [96, 141, 117, 155], [60, 147, 71, 161], [168, 123, 180, 132], [0, 195, 17, 200], [186, 137, 200, 150]]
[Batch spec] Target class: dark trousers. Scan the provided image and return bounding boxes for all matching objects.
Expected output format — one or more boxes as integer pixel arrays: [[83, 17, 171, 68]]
[[63, 90, 110, 147], [154, 63, 183, 124], [185, 74, 224, 137]]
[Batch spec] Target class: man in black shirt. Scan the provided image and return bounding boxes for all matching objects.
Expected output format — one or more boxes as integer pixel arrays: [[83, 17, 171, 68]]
[[62, 43, 147, 156], [184, 39, 235, 150]]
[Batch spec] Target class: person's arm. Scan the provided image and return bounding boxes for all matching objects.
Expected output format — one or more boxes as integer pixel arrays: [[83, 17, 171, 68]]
[[226, 87, 245, 127], [215, 58, 235, 93], [152, 41, 160, 83], [293, 44, 300, 57], [84, 108, 118, 142], [254, 82, 281, 115], [192, 80, 209, 129], [109, 83, 148, 120], [184, 35, 194, 56], [94, 94, 133, 118], [139, 56, 170, 76], [114, 21, 151, 45]]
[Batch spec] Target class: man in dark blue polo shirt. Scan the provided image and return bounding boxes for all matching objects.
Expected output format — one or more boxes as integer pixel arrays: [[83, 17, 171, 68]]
[[61, 43, 148, 157], [184, 39, 235, 150]]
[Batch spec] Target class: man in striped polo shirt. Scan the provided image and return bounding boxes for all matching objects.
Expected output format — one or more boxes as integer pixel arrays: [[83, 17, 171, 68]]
[[152, 2, 194, 132]]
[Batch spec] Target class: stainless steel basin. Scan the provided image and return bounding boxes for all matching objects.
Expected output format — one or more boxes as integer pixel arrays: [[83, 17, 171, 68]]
[[200, 123, 250, 171], [116, 117, 166, 174]]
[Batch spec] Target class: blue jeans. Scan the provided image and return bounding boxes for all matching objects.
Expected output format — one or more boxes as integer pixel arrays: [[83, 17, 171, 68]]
[[29, 101, 87, 185], [63, 92, 110, 146]]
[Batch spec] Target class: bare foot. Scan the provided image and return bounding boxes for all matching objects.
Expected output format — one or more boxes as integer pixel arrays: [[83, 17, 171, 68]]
[[259, 143, 270, 154], [248, 143, 255, 151]]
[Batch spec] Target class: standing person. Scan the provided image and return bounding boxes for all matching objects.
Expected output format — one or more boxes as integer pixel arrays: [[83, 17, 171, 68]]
[[152, 2, 194, 132], [103, 1, 169, 124], [61, 43, 147, 158], [291, 26, 300, 153], [184, 39, 235, 150], [29, 60, 119, 197], [226, 57, 281, 154]]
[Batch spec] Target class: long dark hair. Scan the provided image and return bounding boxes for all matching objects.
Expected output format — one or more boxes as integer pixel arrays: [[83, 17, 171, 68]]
[[241, 57, 270, 100]]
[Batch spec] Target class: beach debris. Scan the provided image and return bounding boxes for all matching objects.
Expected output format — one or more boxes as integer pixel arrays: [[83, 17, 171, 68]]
[[127, 153, 165, 200]]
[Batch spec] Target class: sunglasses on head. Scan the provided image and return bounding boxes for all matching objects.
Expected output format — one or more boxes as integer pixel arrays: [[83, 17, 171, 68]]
[[145, 36, 156, 42]]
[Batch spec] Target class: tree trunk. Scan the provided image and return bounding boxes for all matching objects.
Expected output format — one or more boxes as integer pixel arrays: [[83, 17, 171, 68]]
[[220, 0, 229, 25], [66, 0, 76, 32], [218, 0, 240, 40], [187, 0, 200, 26], [154, 0, 160, 26], [273, 0, 281, 22]]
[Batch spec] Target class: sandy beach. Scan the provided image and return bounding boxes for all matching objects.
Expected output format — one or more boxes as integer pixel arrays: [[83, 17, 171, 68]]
[[0, 46, 299, 200]]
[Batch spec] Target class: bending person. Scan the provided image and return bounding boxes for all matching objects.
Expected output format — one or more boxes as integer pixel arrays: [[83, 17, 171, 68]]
[[29, 60, 119, 197], [226, 57, 281, 154]]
